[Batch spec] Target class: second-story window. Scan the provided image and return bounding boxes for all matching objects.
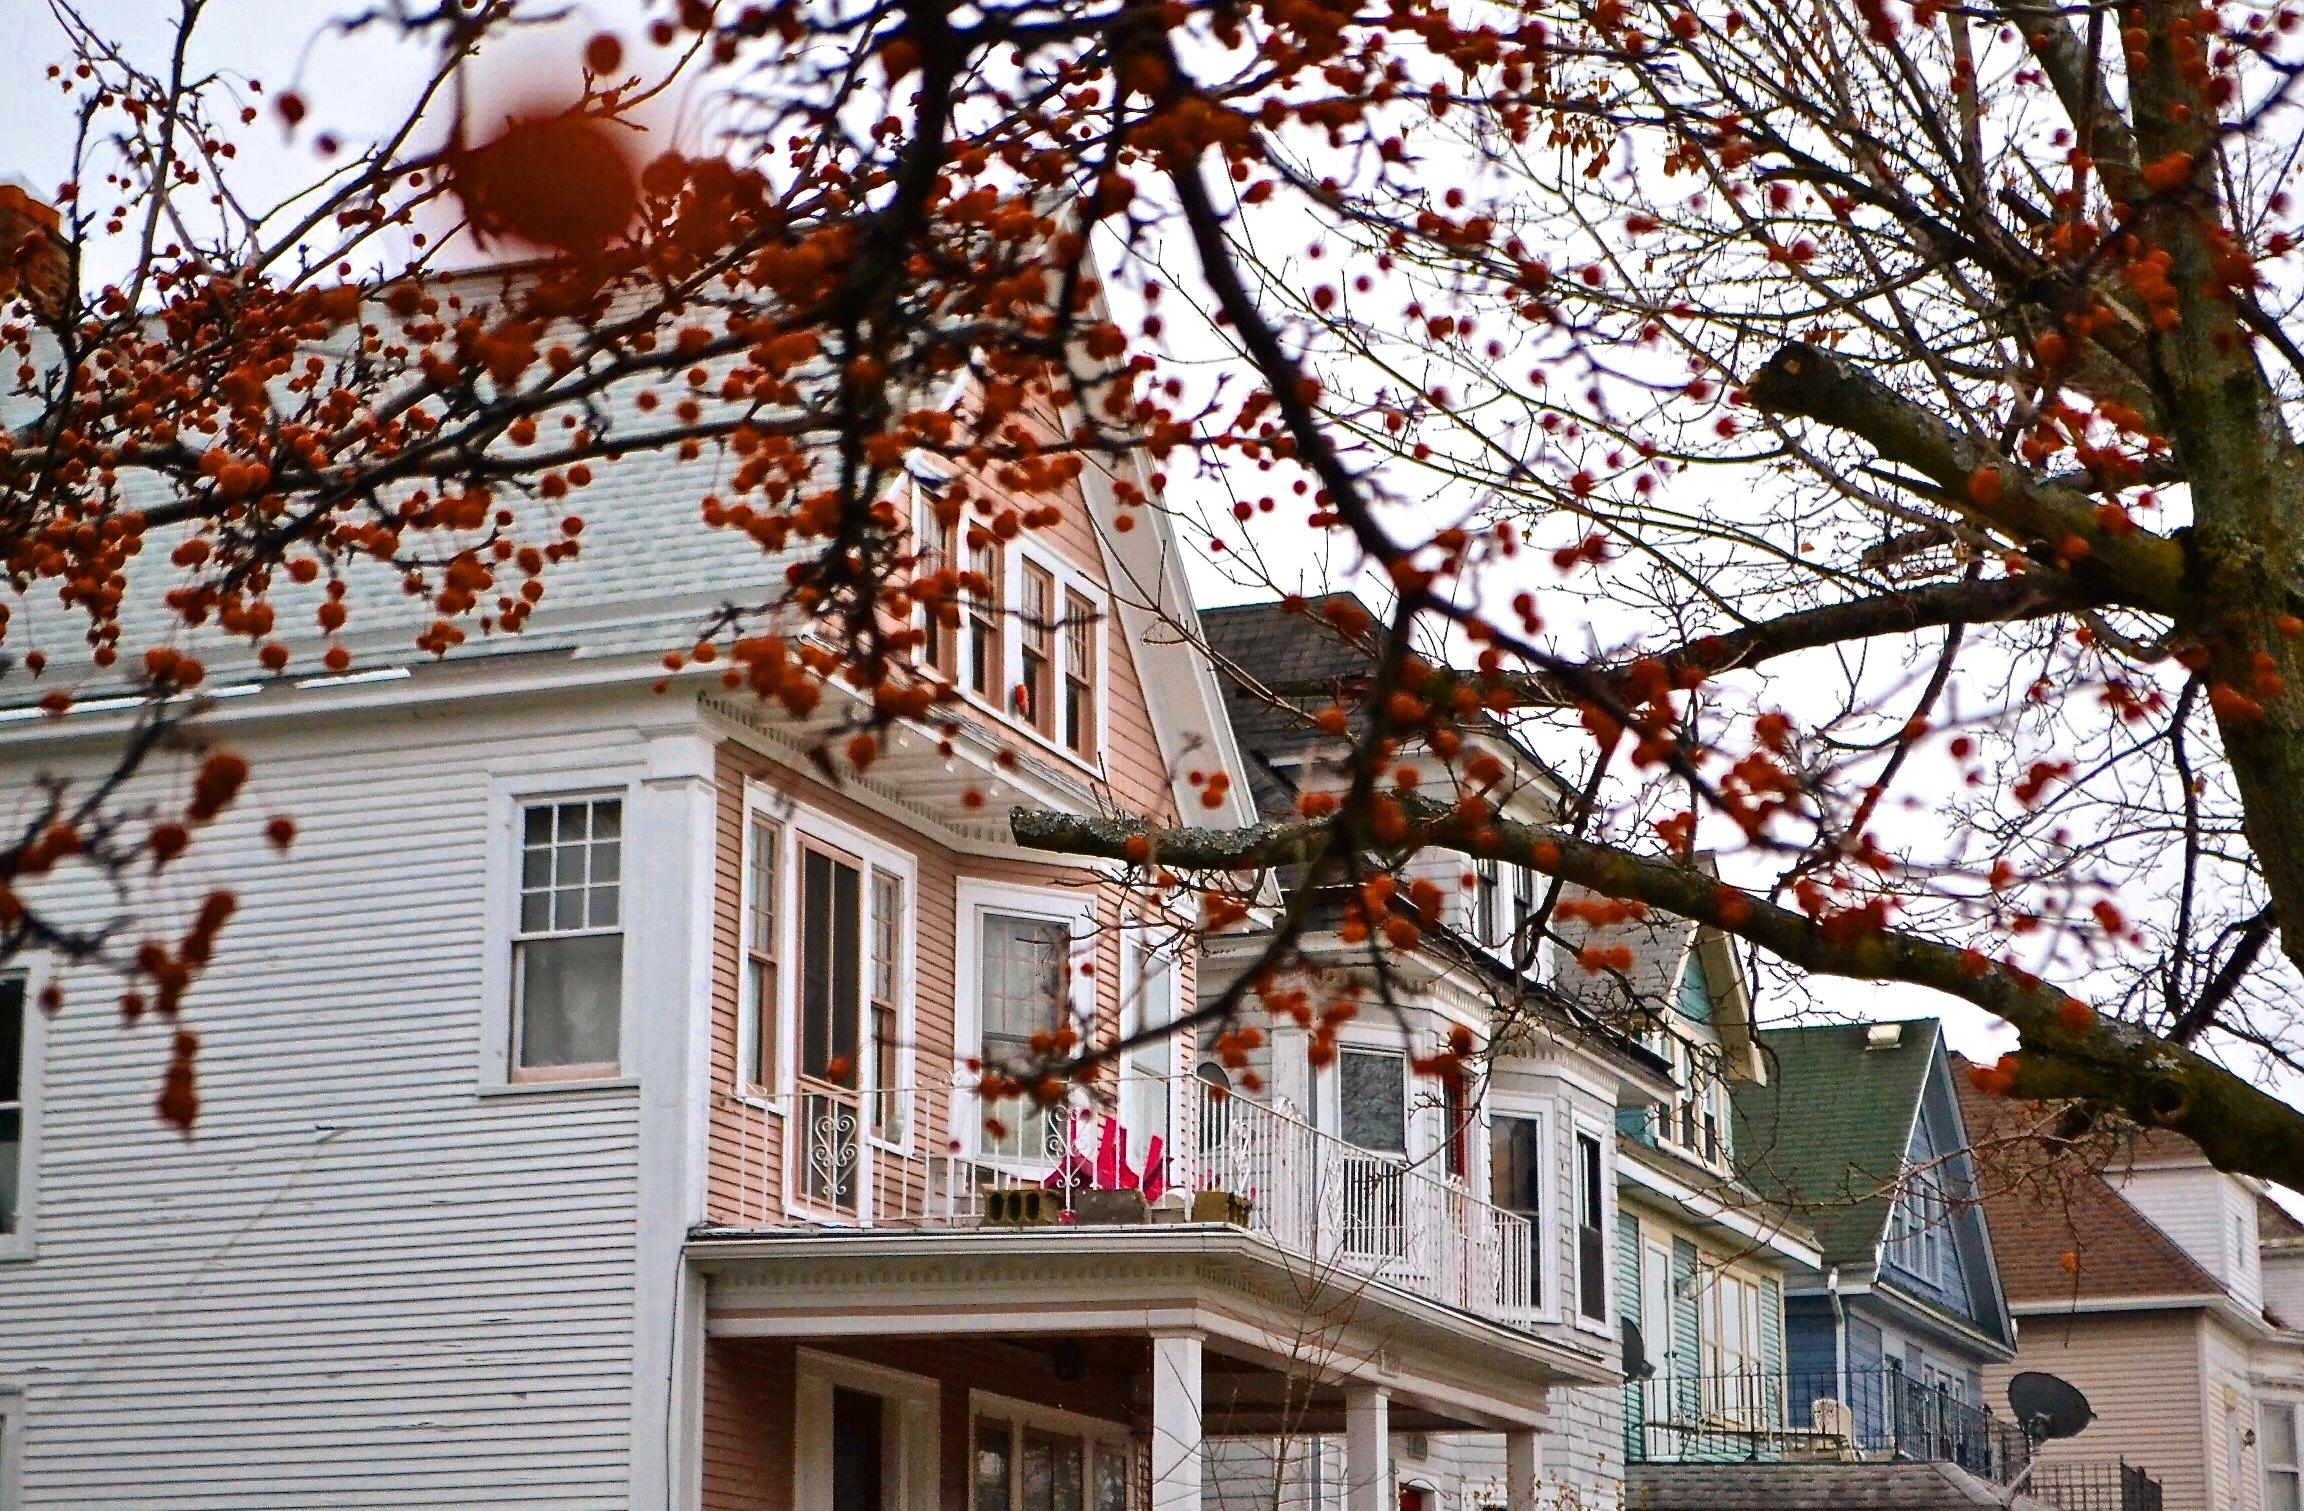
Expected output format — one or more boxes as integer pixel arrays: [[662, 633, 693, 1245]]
[[1491, 1114, 1543, 1307], [979, 913, 1072, 1162], [1063, 589, 1098, 759], [966, 534, 1003, 703], [0, 973, 24, 1234], [1476, 858, 1506, 946], [743, 816, 779, 1090], [513, 797, 623, 1080], [1575, 1129, 1607, 1321], [869, 869, 905, 1138], [1339, 1047, 1408, 1155], [798, 841, 864, 1093], [1511, 864, 1537, 956], [1018, 560, 1055, 732]]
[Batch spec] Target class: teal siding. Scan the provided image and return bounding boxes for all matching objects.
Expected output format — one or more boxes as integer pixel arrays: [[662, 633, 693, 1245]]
[[1618, 1212, 1642, 1330], [1761, 1274, 1784, 1376], [1617, 1103, 1657, 1144], [1671, 1237, 1700, 1374], [1676, 955, 1712, 1022]]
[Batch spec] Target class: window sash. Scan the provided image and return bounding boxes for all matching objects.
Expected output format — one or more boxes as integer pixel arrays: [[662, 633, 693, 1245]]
[[1338, 1049, 1408, 1155], [1019, 562, 1055, 731], [966, 537, 1002, 701], [0, 974, 22, 1236], [799, 843, 864, 1088], [1575, 1130, 1606, 1320], [979, 913, 1072, 1160], [512, 798, 624, 1078], [1062, 589, 1097, 757], [744, 817, 780, 1090]]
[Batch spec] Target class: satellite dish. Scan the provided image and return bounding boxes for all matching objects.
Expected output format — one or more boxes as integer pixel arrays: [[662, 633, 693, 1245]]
[[1621, 1320, 1654, 1381], [2007, 1372, 2094, 1443]]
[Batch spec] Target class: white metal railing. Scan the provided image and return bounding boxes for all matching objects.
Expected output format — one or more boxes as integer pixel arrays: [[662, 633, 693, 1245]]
[[715, 1076, 1538, 1326]]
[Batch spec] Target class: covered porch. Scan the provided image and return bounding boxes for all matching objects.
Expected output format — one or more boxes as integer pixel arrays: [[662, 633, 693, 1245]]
[[691, 1227, 1607, 1511]]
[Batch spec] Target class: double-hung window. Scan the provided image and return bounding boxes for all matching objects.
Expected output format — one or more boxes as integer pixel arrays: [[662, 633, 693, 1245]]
[[1473, 858, 1502, 946], [742, 815, 780, 1091], [966, 534, 1003, 703], [1575, 1129, 1607, 1322], [1062, 590, 1098, 759], [790, 836, 911, 1211], [1018, 561, 1056, 732], [0, 974, 24, 1236], [869, 869, 905, 1139], [2265, 1403, 2301, 1511], [512, 797, 623, 1079]]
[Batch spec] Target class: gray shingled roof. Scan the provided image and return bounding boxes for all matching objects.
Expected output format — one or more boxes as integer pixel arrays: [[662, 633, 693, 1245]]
[[1732, 1020, 1941, 1266]]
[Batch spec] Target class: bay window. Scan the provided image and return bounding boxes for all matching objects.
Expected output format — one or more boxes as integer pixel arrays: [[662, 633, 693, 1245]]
[[511, 796, 623, 1079]]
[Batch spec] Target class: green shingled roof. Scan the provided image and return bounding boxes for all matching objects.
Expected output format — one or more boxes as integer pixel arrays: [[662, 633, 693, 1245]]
[[1729, 1020, 1942, 1266]]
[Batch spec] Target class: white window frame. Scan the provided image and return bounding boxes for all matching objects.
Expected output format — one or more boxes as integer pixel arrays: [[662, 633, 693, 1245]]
[[1489, 1108, 1549, 1318], [1336, 1044, 1411, 1157], [967, 1387, 1133, 1511], [926, 508, 1111, 776], [794, 1348, 940, 1511], [1117, 926, 1184, 1177], [2263, 1400, 2301, 1511], [480, 774, 643, 1094], [953, 879, 1099, 1174], [1571, 1117, 1613, 1334], [735, 798, 784, 1109], [0, 966, 41, 1263], [759, 795, 919, 1158]]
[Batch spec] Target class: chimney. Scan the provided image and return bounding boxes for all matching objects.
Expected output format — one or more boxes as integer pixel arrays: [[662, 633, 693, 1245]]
[[0, 182, 69, 316]]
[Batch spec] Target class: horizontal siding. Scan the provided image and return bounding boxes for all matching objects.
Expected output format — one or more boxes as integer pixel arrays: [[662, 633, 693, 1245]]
[[0, 699, 650, 1507], [1986, 1309, 2206, 1510]]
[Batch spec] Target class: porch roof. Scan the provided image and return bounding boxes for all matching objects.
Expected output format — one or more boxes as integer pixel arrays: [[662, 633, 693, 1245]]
[[688, 1224, 1615, 1431]]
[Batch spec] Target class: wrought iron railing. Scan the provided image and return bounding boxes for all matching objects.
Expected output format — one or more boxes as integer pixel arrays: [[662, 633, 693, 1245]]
[[1623, 1365, 2030, 1483], [715, 1076, 1538, 1327], [2028, 1460, 2165, 1511]]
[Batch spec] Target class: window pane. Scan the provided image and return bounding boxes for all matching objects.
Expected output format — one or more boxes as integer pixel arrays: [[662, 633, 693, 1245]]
[[523, 806, 552, 846], [0, 975, 22, 1101], [982, 915, 1068, 1051], [802, 849, 864, 1084], [1022, 1433, 1057, 1511], [516, 934, 622, 1068], [748, 820, 777, 955], [1051, 1434, 1083, 1511], [1491, 1116, 1541, 1214], [977, 1424, 1014, 1511], [1093, 1445, 1128, 1511], [2272, 1471, 2302, 1511], [2269, 1406, 2300, 1469], [1339, 1050, 1407, 1153]]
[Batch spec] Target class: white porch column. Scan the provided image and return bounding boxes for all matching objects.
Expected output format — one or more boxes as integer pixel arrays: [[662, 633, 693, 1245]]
[[1504, 1430, 1541, 1511], [1150, 1330, 1204, 1511], [1343, 1385, 1390, 1511]]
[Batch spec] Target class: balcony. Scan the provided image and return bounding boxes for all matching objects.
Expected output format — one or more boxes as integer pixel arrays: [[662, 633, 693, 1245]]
[[1624, 1365, 2031, 1483], [707, 1074, 1541, 1330]]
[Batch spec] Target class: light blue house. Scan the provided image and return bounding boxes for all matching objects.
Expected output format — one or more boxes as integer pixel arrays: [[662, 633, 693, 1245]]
[[1731, 1018, 2021, 1477]]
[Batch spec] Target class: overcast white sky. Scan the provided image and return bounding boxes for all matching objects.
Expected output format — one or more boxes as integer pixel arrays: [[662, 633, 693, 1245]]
[[0, 0, 2029, 1072]]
